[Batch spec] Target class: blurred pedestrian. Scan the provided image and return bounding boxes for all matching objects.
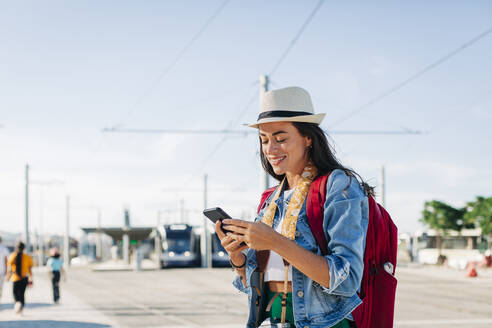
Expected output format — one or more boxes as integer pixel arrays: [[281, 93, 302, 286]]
[[6, 241, 34, 315], [0, 236, 10, 301], [46, 248, 66, 303]]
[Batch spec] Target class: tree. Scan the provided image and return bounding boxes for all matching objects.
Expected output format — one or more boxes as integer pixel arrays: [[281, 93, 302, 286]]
[[420, 200, 466, 259], [464, 196, 492, 250]]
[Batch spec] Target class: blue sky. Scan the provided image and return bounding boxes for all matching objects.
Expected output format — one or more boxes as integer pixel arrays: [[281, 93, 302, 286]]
[[1, 1, 491, 237]]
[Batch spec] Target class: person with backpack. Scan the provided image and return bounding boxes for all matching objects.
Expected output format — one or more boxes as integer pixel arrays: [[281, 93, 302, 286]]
[[215, 87, 397, 328], [6, 241, 34, 315], [46, 248, 66, 304]]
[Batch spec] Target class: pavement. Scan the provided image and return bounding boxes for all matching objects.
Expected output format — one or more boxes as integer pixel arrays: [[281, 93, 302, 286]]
[[394, 264, 492, 327], [0, 266, 246, 328], [0, 264, 491, 327], [89, 259, 159, 272], [0, 267, 116, 328]]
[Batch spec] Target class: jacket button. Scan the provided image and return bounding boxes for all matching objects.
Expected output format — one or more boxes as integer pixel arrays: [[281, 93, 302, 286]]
[[304, 326, 309, 328], [297, 291, 304, 298], [295, 231, 301, 237]]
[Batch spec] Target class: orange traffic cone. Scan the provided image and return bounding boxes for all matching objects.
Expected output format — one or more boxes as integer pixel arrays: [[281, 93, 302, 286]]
[[467, 263, 478, 278]]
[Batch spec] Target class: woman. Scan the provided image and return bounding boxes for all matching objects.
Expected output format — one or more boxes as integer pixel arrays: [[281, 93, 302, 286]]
[[215, 87, 371, 328], [46, 248, 66, 304], [6, 241, 34, 315]]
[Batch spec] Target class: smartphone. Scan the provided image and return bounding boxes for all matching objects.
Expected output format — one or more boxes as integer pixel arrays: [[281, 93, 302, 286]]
[[203, 207, 232, 225], [203, 207, 247, 247]]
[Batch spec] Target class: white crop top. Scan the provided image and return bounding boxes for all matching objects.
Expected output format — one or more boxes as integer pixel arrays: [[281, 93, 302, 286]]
[[264, 189, 294, 282]]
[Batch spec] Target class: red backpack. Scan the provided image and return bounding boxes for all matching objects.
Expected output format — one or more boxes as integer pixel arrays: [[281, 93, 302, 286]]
[[258, 174, 398, 328]]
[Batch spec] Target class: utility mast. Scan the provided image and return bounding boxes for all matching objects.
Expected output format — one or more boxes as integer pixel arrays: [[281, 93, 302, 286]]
[[201, 174, 211, 268], [64, 195, 70, 266], [25, 164, 30, 253], [379, 165, 386, 207], [259, 75, 270, 192]]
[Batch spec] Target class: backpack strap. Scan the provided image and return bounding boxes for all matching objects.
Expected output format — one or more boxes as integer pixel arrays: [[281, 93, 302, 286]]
[[256, 186, 278, 273], [256, 176, 331, 268], [257, 186, 277, 214], [306, 174, 330, 256], [257, 175, 330, 257]]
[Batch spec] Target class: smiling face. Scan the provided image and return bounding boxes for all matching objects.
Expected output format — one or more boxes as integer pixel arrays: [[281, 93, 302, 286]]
[[259, 121, 312, 178]]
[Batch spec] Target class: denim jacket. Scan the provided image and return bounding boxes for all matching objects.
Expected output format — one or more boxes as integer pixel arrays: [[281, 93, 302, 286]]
[[233, 169, 369, 328]]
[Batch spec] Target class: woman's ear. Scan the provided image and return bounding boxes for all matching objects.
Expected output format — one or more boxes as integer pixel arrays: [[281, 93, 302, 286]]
[[305, 136, 312, 148]]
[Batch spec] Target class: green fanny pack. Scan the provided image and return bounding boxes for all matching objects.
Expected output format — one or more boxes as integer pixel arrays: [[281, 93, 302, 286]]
[[249, 271, 352, 328], [264, 286, 353, 328], [265, 288, 295, 326]]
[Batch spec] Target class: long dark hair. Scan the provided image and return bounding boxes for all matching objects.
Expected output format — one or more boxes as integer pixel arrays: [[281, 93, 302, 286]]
[[15, 241, 25, 277], [259, 122, 374, 196]]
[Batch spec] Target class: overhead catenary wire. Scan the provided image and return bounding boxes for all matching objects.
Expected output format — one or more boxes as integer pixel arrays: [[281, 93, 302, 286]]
[[329, 24, 492, 128], [214, 0, 325, 129], [386, 87, 492, 157], [182, 1, 326, 184], [162, 187, 248, 192], [102, 128, 252, 135], [269, 0, 325, 77], [103, 0, 325, 176], [173, 81, 258, 112], [123, 0, 231, 120], [231, 91, 259, 127], [103, 127, 425, 135], [93, 0, 230, 155], [180, 86, 258, 187]]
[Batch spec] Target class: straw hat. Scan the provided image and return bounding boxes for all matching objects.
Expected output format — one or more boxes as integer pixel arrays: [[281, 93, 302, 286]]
[[246, 86, 325, 128]]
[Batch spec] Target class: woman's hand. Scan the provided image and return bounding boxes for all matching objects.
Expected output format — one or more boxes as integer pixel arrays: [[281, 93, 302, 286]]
[[215, 220, 248, 287], [214, 220, 248, 261], [222, 219, 278, 251]]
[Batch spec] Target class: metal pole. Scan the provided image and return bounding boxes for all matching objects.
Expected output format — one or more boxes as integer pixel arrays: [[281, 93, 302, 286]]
[[64, 195, 70, 267], [259, 75, 270, 191], [201, 174, 211, 268], [33, 229, 38, 266], [96, 208, 102, 260], [123, 209, 130, 264], [25, 164, 30, 253], [122, 233, 130, 264], [180, 199, 184, 224], [155, 210, 162, 269], [39, 186, 45, 265], [379, 165, 386, 207], [201, 174, 207, 268]]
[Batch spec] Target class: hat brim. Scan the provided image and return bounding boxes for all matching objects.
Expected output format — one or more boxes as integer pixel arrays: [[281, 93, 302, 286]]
[[245, 113, 326, 129]]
